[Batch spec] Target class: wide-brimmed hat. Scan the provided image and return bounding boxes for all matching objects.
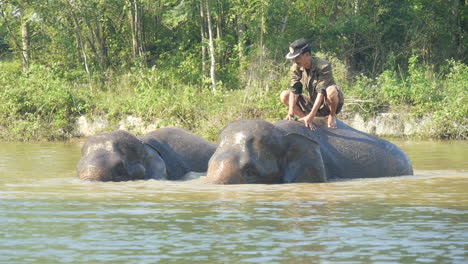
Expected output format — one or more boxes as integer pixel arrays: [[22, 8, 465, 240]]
[[285, 38, 310, 59]]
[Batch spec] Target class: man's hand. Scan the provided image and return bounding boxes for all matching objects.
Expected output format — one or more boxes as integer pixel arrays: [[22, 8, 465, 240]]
[[299, 114, 316, 130], [285, 113, 297, 121]]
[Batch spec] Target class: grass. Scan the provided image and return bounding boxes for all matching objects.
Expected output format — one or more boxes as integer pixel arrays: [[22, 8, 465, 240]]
[[0, 56, 466, 141]]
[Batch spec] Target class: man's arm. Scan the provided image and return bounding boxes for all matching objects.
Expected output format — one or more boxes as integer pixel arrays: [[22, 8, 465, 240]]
[[286, 64, 303, 120], [301, 93, 325, 129], [286, 93, 299, 120], [300, 61, 335, 129]]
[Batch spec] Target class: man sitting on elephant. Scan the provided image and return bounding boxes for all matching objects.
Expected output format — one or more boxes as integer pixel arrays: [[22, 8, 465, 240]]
[[280, 38, 344, 129], [205, 119, 413, 184]]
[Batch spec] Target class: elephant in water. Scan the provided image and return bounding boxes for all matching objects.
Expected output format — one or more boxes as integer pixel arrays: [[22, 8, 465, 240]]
[[206, 119, 413, 184], [77, 128, 216, 181]]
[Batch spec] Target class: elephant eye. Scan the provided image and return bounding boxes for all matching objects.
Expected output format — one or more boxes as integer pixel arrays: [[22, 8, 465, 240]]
[[127, 163, 145, 180], [112, 161, 129, 181], [242, 164, 260, 183]]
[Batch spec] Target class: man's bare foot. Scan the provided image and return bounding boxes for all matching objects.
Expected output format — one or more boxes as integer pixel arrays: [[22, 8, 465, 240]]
[[328, 115, 337, 129]]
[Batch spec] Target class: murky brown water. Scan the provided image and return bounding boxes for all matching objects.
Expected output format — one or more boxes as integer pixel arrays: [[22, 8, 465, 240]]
[[0, 139, 467, 263]]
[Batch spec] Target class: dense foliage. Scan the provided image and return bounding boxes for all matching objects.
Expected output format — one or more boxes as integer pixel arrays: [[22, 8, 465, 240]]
[[0, 0, 466, 140]]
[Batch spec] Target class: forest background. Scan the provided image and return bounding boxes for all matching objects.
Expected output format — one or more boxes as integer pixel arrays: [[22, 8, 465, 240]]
[[0, 0, 466, 141]]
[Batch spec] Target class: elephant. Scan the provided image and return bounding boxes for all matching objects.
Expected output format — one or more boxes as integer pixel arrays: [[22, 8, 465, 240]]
[[205, 118, 413, 184], [77, 127, 216, 182]]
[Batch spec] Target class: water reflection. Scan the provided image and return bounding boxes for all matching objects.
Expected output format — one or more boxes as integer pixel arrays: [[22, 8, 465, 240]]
[[392, 139, 468, 171], [0, 140, 467, 263]]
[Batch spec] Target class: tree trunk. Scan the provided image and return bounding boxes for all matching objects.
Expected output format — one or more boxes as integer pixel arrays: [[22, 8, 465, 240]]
[[64, 0, 90, 75], [237, 17, 245, 67], [139, 2, 146, 59], [129, 0, 142, 61], [85, 20, 97, 54], [216, 14, 221, 40], [71, 14, 90, 75], [21, 18, 30, 73], [1, 6, 31, 73], [205, 0, 217, 91], [281, 15, 288, 33], [259, 0, 265, 56], [354, 0, 359, 15], [215, 0, 223, 40], [455, 0, 466, 57], [199, 3, 207, 74], [99, 22, 109, 69], [92, 19, 108, 69], [130, 0, 145, 63]]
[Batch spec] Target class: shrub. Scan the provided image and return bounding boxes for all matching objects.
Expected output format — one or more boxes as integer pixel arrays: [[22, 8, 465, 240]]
[[0, 64, 90, 140], [423, 60, 468, 139], [0, 56, 466, 141]]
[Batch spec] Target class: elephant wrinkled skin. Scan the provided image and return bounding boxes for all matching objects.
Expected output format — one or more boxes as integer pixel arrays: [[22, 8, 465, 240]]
[[206, 119, 413, 184], [77, 127, 216, 182]]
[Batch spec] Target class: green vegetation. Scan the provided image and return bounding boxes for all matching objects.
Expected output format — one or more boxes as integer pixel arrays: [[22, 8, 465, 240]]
[[0, 0, 466, 141], [346, 57, 467, 139]]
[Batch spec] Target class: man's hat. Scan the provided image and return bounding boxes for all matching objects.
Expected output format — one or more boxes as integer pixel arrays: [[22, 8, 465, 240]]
[[285, 38, 310, 59]]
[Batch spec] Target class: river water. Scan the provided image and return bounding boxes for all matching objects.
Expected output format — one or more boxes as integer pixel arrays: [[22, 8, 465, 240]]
[[0, 139, 467, 264]]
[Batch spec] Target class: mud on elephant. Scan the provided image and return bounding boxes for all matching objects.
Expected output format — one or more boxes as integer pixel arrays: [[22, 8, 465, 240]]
[[206, 119, 413, 184], [77, 127, 216, 181]]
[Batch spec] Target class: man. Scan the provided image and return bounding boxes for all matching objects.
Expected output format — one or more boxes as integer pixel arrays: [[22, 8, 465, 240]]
[[280, 38, 344, 129]]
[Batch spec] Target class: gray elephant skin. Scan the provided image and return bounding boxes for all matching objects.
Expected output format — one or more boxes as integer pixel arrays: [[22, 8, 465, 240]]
[[77, 127, 216, 181], [206, 119, 413, 184]]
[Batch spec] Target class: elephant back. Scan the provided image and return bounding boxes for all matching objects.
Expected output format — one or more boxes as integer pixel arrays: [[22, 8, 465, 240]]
[[275, 119, 413, 179], [139, 127, 217, 179]]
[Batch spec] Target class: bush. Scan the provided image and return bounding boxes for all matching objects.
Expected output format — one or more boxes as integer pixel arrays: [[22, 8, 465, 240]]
[[0, 56, 466, 141], [344, 57, 467, 139], [0, 64, 90, 140], [423, 60, 468, 139]]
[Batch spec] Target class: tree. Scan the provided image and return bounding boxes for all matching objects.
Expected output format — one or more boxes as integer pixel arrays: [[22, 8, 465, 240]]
[[128, 0, 145, 63], [0, 0, 33, 72], [205, 0, 216, 91]]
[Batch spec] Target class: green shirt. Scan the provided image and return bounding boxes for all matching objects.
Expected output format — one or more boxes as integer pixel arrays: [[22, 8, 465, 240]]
[[289, 56, 336, 102]]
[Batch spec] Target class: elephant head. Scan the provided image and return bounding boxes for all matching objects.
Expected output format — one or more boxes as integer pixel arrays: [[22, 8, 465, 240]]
[[77, 130, 166, 181], [205, 120, 327, 184]]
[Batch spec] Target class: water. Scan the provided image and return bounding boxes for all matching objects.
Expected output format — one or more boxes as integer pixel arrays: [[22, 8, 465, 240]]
[[0, 140, 467, 264]]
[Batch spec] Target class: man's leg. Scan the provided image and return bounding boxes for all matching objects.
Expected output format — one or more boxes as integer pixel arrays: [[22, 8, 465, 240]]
[[280, 90, 308, 118], [325, 85, 339, 128]]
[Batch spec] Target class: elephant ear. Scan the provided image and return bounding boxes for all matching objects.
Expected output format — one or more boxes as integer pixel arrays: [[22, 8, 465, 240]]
[[142, 145, 168, 180], [282, 133, 327, 183]]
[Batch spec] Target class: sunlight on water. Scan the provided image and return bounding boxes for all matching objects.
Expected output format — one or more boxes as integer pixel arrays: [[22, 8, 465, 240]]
[[0, 140, 467, 263]]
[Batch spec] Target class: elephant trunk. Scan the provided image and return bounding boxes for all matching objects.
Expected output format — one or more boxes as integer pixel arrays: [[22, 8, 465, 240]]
[[78, 164, 113, 182], [206, 151, 244, 184], [206, 150, 281, 184], [206, 161, 241, 184], [77, 153, 129, 182]]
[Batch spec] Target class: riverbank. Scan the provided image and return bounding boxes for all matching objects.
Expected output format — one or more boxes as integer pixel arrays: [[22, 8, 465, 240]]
[[0, 58, 466, 142], [72, 112, 445, 142]]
